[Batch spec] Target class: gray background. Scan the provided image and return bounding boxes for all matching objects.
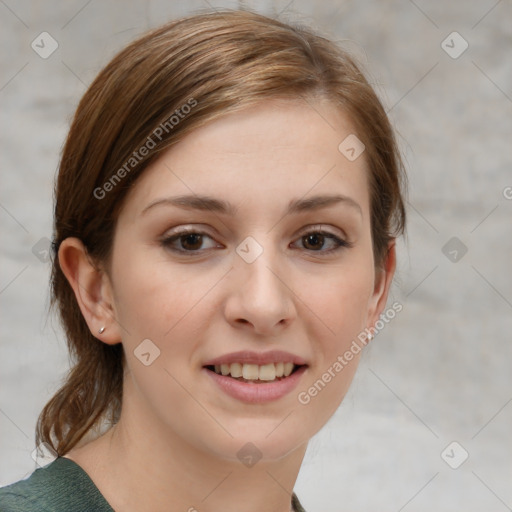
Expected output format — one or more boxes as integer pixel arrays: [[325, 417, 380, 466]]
[[1, 1, 511, 511]]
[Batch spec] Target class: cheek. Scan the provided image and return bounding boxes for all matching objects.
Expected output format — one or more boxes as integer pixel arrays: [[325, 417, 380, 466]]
[[111, 257, 208, 424], [294, 261, 373, 415], [301, 263, 374, 341], [111, 250, 205, 339], [110, 253, 219, 397]]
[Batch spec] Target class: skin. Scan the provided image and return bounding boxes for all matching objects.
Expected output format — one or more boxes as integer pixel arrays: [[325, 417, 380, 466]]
[[59, 97, 396, 512]]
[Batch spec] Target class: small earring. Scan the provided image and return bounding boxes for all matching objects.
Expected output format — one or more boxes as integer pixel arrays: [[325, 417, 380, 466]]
[[98, 326, 106, 334], [367, 332, 374, 342]]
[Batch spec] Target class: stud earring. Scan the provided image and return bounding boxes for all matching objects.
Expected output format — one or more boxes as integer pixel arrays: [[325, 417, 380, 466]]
[[367, 332, 374, 342], [98, 326, 106, 334]]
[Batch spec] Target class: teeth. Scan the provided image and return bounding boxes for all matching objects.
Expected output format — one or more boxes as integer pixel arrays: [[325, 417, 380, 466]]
[[259, 363, 277, 381], [242, 364, 259, 380], [211, 362, 298, 380], [230, 363, 243, 378], [283, 362, 294, 377]]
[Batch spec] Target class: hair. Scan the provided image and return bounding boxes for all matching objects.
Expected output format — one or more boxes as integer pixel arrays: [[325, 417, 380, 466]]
[[36, 8, 407, 456]]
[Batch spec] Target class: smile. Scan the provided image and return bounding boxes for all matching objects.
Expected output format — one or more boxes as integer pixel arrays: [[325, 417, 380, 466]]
[[203, 364, 308, 403], [206, 362, 298, 382]]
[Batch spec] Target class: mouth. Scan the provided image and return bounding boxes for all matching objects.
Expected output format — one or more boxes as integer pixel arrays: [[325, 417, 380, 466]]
[[202, 362, 308, 404], [203, 362, 307, 383], [201, 350, 309, 403]]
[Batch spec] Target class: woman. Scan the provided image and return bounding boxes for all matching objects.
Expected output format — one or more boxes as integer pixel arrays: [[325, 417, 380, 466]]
[[0, 8, 406, 512]]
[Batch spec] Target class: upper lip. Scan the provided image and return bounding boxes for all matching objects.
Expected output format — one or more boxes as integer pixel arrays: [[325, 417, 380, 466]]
[[203, 350, 308, 367]]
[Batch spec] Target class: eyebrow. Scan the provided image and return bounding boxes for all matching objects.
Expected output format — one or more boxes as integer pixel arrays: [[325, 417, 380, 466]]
[[141, 193, 362, 217]]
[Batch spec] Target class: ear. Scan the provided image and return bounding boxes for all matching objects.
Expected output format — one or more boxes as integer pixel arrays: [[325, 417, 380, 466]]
[[58, 237, 122, 345], [366, 240, 397, 333]]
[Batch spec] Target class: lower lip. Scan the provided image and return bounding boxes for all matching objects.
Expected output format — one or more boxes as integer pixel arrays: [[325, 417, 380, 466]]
[[203, 366, 307, 404]]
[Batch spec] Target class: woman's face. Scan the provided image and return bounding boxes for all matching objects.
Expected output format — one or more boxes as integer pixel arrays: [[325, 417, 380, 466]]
[[105, 98, 394, 463]]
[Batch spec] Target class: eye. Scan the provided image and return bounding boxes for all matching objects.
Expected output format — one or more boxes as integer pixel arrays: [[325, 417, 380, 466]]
[[291, 227, 353, 254], [160, 228, 220, 254], [160, 225, 353, 256]]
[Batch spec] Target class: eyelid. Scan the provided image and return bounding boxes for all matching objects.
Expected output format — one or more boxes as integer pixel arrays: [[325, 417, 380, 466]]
[[162, 222, 346, 237], [160, 224, 353, 255], [292, 225, 354, 252], [159, 226, 220, 251], [296, 223, 347, 239]]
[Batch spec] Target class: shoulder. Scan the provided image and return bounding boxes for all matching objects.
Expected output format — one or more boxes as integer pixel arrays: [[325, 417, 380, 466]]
[[0, 457, 113, 512], [0, 467, 51, 512]]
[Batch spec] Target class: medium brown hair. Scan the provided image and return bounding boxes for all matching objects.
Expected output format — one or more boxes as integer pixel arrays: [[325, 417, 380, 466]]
[[36, 8, 407, 455]]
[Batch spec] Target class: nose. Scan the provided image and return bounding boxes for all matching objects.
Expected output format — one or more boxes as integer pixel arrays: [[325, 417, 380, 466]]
[[224, 241, 295, 337]]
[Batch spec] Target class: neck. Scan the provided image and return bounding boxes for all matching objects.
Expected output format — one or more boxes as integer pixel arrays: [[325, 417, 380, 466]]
[[67, 379, 308, 512]]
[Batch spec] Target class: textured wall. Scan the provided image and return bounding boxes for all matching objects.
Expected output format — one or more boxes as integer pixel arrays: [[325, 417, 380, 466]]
[[1, 1, 511, 511]]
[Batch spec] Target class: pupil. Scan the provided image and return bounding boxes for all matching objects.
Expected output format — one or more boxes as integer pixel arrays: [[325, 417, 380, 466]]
[[304, 233, 324, 250], [182, 234, 202, 250]]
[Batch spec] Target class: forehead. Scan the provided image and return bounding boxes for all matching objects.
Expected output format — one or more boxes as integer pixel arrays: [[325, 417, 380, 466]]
[[119, 98, 370, 223]]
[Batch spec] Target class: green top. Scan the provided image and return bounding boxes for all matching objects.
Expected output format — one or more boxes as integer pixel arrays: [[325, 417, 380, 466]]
[[0, 457, 306, 511], [0, 458, 113, 512]]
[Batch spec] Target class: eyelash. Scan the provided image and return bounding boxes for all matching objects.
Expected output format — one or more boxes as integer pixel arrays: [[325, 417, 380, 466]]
[[160, 226, 353, 256]]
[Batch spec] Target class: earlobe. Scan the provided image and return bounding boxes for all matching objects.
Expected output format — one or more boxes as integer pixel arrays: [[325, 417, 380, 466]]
[[367, 241, 397, 331], [58, 237, 121, 345]]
